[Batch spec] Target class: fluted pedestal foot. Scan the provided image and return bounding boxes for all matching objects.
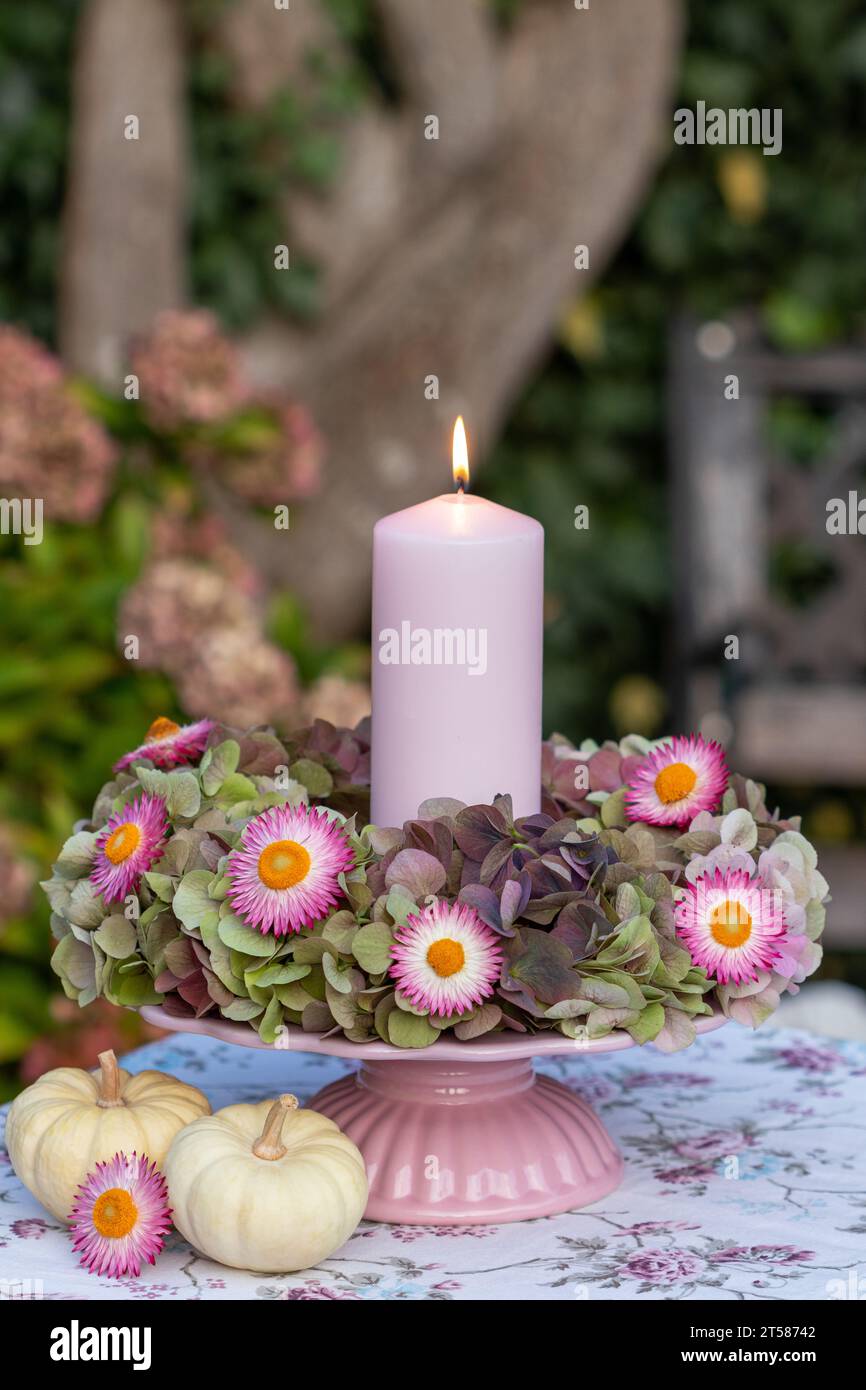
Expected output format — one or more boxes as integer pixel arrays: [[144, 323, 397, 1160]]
[[309, 1056, 623, 1225]]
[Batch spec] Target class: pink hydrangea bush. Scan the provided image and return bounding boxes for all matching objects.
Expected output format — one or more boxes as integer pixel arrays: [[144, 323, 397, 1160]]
[[0, 326, 116, 523]]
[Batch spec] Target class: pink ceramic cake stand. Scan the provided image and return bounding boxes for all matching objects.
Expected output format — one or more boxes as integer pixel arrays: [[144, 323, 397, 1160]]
[[140, 1006, 726, 1225]]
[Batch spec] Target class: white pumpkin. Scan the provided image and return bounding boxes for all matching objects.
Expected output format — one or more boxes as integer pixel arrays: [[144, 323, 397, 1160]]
[[5, 1049, 210, 1222], [164, 1093, 368, 1272]]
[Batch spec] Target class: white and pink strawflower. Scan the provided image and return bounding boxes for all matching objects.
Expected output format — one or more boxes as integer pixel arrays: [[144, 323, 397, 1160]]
[[675, 869, 788, 986], [227, 803, 355, 936], [90, 792, 168, 903], [390, 900, 503, 1019], [114, 716, 214, 771], [625, 734, 728, 827], [70, 1152, 171, 1279]]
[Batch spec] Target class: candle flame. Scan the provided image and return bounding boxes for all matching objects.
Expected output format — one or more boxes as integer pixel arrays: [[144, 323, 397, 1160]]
[[452, 416, 470, 492]]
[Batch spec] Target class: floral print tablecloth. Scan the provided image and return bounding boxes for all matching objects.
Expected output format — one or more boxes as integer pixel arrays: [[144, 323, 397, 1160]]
[[1, 1025, 865, 1301]]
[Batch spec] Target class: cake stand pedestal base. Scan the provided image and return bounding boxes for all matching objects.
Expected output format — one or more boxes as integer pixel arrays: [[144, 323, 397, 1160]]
[[309, 1054, 623, 1225], [141, 1005, 725, 1225]]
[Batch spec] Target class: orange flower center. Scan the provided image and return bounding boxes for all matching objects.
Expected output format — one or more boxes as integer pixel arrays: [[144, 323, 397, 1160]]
[[104, 822, 142, 864], [146, 717, 181, 741], [258, 839, 311, 890], [426, 937, 466, 978], [654, 761, 698, 805], [709, 898, 753, 949], [92, 1187, 138, 1239]]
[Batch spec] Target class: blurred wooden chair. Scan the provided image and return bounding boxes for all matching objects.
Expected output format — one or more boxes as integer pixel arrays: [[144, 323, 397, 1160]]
[[668, 312, 866, 947]]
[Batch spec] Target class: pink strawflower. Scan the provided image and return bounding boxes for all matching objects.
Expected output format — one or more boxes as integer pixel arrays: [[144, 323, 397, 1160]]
[[114, 716, 214, 772], [70, 1152, 171, 1279], [390, 900, 503, 1019], [227, 804, 355, 936], [675, 869, 787, 985], [625, 734, 728, 827], [91, 793, 168, 903]]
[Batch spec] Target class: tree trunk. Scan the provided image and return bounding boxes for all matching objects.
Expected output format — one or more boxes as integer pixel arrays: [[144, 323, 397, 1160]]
[[59, 0, 187, 385], [59, 0, 683, 642], [231, 0, 684, 638]]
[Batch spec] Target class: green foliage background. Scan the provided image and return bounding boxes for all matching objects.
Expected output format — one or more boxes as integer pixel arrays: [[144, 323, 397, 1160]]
[[1, 0, 865, 1091]]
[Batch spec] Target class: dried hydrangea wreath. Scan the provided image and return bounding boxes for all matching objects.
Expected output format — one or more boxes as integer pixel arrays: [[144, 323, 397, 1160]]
[[44, 717, 828, 1053]]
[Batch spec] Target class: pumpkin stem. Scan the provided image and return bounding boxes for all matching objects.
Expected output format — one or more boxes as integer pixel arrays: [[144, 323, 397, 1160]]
[[96, 1050, 125, 1108], [252, 1093, 299, 1161]]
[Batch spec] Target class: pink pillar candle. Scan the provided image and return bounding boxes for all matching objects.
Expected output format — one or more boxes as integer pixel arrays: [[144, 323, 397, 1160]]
[[371, 477, 544, 828]]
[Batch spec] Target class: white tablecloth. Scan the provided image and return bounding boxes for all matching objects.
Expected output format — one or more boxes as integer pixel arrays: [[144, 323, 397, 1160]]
[[2, 1024, 864, 1301]]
